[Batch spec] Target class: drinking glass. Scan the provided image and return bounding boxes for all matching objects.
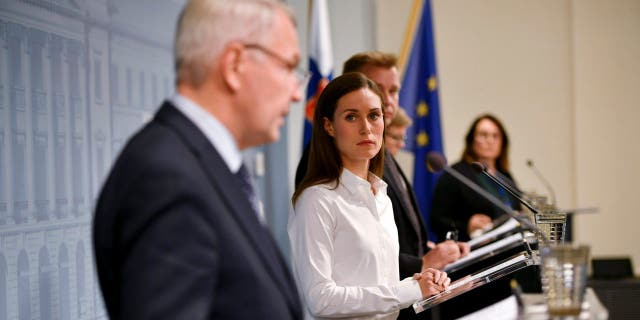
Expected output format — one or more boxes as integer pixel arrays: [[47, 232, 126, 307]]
[[540, 244, 590, 317]]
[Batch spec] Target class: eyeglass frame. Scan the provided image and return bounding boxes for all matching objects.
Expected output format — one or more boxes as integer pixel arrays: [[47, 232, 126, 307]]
[[242, 43, 310, 89], [386, 132, 408, 142]]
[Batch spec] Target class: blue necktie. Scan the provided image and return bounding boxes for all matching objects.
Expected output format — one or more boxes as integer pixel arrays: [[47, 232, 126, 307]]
[[235, 164, 264, 224]]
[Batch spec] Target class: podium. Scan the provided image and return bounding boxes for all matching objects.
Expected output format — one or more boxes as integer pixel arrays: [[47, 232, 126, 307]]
[[445, 232, 529, 278], [414, 251, 536, 313], [443, 218, 537, 282], [413, 225, 542, 319], [409, 192, 579, 318]]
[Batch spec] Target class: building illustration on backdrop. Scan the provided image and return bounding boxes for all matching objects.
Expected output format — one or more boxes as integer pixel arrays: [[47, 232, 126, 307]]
[[0, 0, 180, 318]]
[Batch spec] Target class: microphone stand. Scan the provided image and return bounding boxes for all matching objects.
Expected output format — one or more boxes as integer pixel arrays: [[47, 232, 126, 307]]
[[426, 153, 549, 247], [470, 162, 539, 214], [526, 159, 557, 207], [494, 170, 526, 198], [411, 152, 546, 316]]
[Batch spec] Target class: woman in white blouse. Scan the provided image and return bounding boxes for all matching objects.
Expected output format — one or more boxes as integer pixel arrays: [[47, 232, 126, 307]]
[[289, 72, 450, 319]]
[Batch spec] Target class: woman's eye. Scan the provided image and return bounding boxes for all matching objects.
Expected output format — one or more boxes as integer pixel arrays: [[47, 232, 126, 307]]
[[345, 114, 356, 121], [369, 112, 381, 120]]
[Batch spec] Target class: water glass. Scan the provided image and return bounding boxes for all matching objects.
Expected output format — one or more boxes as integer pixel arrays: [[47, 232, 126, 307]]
[[540, 244, 590, 317], [535, 212, 567, 244]]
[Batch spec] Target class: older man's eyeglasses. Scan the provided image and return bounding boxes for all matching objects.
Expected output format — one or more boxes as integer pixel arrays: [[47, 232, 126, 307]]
[[387, 133, 407, 142], [244, 43, 310, 89]]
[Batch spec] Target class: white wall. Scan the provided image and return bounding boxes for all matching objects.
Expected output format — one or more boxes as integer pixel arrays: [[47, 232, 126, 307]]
[[572, 0, 640, 273], [292, 0, 640, 274]]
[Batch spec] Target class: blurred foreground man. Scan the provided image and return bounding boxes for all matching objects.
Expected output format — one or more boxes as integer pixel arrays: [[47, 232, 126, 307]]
[[93, 0, 305, 318]]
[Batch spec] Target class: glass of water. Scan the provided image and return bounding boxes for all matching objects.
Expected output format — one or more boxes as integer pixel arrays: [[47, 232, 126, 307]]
[[540, 244, 590, 317], [535, 212, 567, 244]]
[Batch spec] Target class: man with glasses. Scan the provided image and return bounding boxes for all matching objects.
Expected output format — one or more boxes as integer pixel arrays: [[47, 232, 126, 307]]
[[385, 108, 412, 157], [93, 0, 304, 319]]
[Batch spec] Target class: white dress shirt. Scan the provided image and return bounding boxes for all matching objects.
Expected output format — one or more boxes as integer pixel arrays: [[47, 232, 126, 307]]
[[289, 169, 422, 320], [170, 94, 242, 173]]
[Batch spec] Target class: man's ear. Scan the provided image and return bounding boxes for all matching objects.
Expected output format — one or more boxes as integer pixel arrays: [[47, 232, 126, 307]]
[[323, 117, 335, 137], [219, 43, 244, 91]]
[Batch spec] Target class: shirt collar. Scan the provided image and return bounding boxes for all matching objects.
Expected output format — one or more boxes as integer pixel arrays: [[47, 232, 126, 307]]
[[340, 168, 387, 196], [170, 93, 243, 173]]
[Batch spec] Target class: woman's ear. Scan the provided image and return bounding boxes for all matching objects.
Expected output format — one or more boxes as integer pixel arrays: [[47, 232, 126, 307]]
[[323, 117, 335, 137]]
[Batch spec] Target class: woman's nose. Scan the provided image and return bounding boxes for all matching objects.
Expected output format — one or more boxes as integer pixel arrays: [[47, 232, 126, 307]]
[[360, 118, 372, 133]]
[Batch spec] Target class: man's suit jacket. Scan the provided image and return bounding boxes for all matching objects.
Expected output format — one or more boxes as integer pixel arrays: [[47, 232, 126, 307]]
[[383, 153, 429, 279], [93, 102, 302, 319]]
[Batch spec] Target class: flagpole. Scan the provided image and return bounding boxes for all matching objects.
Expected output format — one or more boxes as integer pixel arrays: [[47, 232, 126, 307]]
[[398, 0, 424, 77]]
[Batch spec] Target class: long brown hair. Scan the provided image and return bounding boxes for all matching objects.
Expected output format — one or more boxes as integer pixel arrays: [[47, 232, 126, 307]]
[[292, 72, 385, 205], [461, 114, 511, 172]]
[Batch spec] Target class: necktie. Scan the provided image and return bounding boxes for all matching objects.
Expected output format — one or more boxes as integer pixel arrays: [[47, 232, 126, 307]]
[[235, 164, 265, 224]]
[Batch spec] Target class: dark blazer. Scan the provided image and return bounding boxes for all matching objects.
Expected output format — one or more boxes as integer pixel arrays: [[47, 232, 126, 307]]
[[430, 161, 520, 242], [383, 153, 429, 279], [93, 102, 302, 319], [383, 153, 431, 320]]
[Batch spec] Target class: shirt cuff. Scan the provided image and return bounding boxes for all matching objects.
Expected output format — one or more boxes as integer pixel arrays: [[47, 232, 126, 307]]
[[395, 277, 424, 308]]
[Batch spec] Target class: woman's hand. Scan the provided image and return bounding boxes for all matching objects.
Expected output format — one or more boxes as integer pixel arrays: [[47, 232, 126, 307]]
[[414, 268, 451, 298]]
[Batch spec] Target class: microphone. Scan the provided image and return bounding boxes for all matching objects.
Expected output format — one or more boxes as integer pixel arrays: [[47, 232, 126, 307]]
[[426, 152, 548, 245], [493, 169, 525, 198], [526, 159, 557, 207], [470, 162, 538, 214]]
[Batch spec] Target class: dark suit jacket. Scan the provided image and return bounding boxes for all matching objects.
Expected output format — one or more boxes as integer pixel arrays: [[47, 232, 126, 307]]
[[383, 153, 431, 320], [383, 153, 429, 279], [93, 102, 302, 319], [430, 161, 521, 242]]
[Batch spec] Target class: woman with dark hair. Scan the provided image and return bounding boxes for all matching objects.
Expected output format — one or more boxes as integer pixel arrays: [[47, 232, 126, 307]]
[[289, 72, 450, 319], [430, 114, 521, 242]]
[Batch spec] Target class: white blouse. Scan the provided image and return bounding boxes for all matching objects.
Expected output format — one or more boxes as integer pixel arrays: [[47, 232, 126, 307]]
[[289, 169, 422, 320]]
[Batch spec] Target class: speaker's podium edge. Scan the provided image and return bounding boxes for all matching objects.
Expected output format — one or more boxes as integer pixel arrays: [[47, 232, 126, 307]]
[[413, 250, 538, 314]]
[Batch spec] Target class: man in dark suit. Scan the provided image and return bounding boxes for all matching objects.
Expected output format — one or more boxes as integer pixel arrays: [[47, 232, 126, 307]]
[[295, 52, 470, 319], [93, 0, 305, 319]]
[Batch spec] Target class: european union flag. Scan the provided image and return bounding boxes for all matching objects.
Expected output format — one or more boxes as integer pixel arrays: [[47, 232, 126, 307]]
[[399, 0, 443, 242]]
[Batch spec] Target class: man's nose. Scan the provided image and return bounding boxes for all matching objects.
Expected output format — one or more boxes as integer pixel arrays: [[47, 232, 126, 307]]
[[382, 92, 391, 106], [291, 85, 303, 102]]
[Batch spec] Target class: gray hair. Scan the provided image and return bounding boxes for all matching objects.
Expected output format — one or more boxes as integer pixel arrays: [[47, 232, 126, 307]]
[[174, 0, 295, 86]]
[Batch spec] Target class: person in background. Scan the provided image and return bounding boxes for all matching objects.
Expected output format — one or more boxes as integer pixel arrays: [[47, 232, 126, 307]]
[[93, 0, 305, 318], [430, 114, 522, 242], [385, 107, 412, 157], [289, 72, 450, 320]]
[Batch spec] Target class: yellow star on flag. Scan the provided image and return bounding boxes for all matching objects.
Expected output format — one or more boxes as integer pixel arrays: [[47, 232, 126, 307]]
[[417, 131, 429, 147], [417, 102, 429, 117], [428, 75, 437, 91]]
